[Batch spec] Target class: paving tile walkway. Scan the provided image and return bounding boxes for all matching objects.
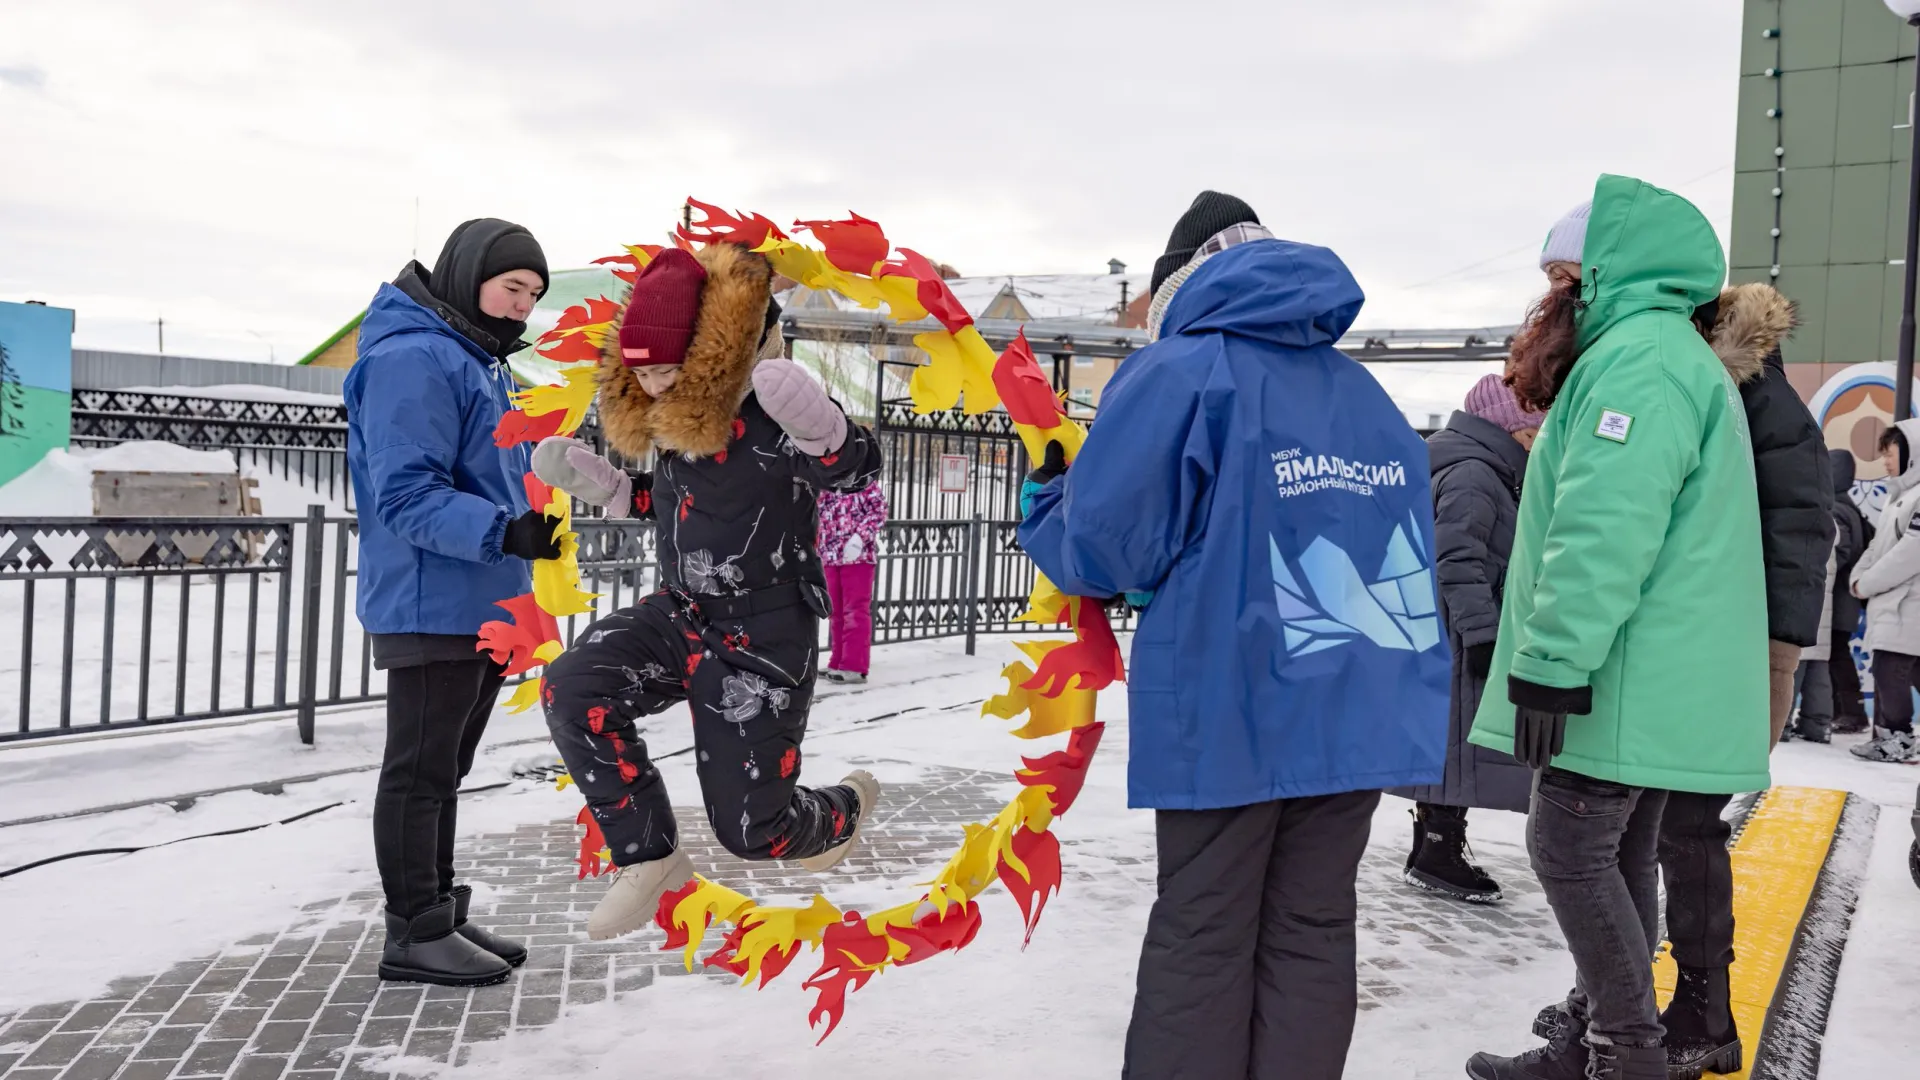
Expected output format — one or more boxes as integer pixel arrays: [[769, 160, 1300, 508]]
[[0, 765, 1560, 1080]]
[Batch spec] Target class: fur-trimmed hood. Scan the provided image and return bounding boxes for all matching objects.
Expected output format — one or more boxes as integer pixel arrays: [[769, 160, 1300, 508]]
[[597, 242, 775, 459], [1707, 282, 1797, 386]]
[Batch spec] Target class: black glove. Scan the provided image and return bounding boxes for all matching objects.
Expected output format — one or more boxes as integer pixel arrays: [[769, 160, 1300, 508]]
[[501, 509, 564, 562], [1513, 705, 1568, 770], [1465, 642, 1495, 679]]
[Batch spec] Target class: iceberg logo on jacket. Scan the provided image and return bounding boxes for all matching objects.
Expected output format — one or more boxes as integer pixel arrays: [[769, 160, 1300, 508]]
[[1272, 446, 1407, 500], [1269, 512, 1441, 657]]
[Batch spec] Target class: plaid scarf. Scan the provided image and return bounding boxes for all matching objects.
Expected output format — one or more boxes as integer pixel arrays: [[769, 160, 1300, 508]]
[[1147, 223, 1276, 341]]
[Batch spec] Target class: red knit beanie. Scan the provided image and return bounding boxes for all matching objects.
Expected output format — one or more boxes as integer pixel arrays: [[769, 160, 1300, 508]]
[[619, 248, 707, 367]]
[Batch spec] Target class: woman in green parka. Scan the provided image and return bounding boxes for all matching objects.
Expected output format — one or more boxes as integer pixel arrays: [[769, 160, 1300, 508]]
[[1463, 175, 1770, 1080]]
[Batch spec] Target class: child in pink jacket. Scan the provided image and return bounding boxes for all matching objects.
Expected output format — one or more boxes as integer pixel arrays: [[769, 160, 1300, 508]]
[[817, 481, 888, 682]]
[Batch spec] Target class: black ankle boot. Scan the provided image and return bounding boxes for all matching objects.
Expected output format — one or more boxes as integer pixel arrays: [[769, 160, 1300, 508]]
[[1404, 807, 1502, 902], [1659, 965, 1741, 1077], [1585, 1040, 1668, 1080], [451, 884, 527, 967], [1465, 1007, 1588, 1080], [379, 899, 513, 987]]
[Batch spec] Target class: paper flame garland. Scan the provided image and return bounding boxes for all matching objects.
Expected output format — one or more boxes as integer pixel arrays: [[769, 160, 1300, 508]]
[[480, 201, 1123, 1043]]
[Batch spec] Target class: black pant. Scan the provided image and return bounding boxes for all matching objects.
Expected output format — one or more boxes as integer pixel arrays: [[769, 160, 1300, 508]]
[[1123, 789, 1380, 1080], [1657, 790, 1735, 971], [540, 591, 857, 866], [374, 658, 506, 919], [1529, 769, 1668, 1047], [1831, 647, 1867, 724], [1793, 659, 1833, 735], [1872, 650, 1919, 734]]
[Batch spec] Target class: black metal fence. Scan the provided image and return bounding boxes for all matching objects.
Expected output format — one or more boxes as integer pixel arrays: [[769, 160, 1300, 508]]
[[69, 389, 356, 511], [0, 513, 1101, 744]]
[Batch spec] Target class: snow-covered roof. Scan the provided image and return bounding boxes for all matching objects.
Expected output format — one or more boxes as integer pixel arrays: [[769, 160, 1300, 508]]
[[942, 271, 1145, 324]]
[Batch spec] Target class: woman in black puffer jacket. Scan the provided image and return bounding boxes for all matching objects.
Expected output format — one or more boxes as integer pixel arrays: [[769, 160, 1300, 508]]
[[1394, 374, 1541, 903]]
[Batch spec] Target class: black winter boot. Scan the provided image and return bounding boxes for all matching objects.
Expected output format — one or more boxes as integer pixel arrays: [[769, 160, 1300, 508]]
[[379, 900, 513, 987], [1659, 965, 1742, 1077], [1404, 805, 1501, 902], [451, 884, 527, 967], [1583, 1040, 1668, 1080], [1798, 715, 1832, 744], [1464, 1009, 1588, 1080]]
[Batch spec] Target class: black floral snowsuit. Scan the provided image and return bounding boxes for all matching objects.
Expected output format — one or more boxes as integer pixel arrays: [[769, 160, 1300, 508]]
[[541, 393, 882, 865]]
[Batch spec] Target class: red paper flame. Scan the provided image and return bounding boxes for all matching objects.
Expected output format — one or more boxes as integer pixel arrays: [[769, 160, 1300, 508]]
[[1023, 598, 1126, 697], [991, 330, 1067, 429], [995, 828, 1062, 948], [881, 248, 972, 333], [793, 213, 890, 274], [576, 806, 608, 880], [549, 295, 622, 336], [654, 877, 705, 949], [677, 198, 789, 250], [890, 900, 983, 966], [803, 912, 892, 1044], [1017, 721, 1106, 816], [523, 473, 555, 514], [492, 408, 567, 449], [535, 332, 604, 364]]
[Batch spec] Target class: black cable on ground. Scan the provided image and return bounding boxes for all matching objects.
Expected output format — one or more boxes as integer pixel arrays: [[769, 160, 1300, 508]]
[[0, 693, 990, 880], [0, 801, 348, 880]]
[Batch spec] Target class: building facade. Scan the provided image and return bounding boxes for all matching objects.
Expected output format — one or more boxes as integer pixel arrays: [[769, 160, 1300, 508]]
[[1734, 0, 1918, 400]]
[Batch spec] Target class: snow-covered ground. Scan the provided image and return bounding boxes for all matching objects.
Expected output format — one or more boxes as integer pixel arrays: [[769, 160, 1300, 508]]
[[0, 638, 1911, 1077]]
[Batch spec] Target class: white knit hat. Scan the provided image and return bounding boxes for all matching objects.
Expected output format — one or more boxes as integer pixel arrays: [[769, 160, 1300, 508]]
[[1539, 200, 1592, 270]]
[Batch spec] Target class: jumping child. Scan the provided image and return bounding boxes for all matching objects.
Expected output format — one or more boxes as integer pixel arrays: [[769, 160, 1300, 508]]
[[531, 241, 883, 940]]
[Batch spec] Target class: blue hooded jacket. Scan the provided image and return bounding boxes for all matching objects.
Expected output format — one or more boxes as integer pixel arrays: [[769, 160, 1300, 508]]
[[1018, 239, 1450, 810], [344, 281, 532, 636]]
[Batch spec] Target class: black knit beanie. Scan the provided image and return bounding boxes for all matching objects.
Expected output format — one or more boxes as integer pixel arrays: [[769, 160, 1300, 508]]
[[1150, 191, 1261, 299], [428, 218, 549, 356]]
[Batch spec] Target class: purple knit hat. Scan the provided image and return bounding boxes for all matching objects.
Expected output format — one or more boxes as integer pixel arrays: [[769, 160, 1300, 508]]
[[1464, 373, 1545, 433]]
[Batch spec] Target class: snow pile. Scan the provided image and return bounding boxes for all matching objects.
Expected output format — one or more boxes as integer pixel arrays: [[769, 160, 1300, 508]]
[[0, 443, 241, 516], [117, 384, 343, 406]]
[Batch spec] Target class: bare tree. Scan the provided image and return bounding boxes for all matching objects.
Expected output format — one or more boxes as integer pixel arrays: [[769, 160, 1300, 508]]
[[0, 339, 25, 437]]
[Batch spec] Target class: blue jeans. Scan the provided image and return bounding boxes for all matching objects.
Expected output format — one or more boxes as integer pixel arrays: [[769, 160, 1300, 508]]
[[1528, 768, 1669, 1047]]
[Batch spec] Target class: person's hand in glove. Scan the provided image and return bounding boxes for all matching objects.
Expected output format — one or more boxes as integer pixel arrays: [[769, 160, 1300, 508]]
[[843, 535, 866, 562], [531, 437, 632, 517], [1465, 642, 1495, 679], [1512, 704, 1568, 770], [753, 358, 847, 456], [1020, 440, 1067, 518], [501, 509, 565, 562]]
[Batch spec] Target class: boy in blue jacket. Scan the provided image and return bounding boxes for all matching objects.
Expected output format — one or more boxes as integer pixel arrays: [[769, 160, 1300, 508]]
[[1019, 192, 1449, 1080], [345, 219, 562, 989]]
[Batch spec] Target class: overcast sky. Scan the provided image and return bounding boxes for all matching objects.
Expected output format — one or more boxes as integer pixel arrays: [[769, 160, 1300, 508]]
[[0, 1, 1739, 364]]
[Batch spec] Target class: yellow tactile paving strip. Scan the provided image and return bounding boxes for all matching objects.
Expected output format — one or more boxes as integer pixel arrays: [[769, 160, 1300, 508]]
[[1652, 785, 1847, 1080]]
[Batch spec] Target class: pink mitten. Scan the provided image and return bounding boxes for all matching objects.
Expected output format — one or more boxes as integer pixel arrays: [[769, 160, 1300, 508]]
[[752, 359, 847, 456], [531, 437, 632, 517]]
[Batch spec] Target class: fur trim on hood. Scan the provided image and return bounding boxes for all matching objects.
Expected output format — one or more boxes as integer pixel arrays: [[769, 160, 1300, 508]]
[[597, 242, 774, 459], [1707, 282, 1796, 386]]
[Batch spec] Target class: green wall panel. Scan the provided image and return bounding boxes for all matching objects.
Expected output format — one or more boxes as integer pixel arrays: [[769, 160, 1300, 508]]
[[1782, 167, 1836, 264], [1737, 74, 1786, 172], [1778, 265, 1830, 365], [1887, 154, 1913, 259], [1732, 169, 1781, 269], [1783, 67, 1841, 169], [1782, 0, 1842, 71], [1828, 261, 1887, 365], [1831, 163, 1892, 262], [1843, 0, 1904, 66], [1837, 61, 1896, 163]]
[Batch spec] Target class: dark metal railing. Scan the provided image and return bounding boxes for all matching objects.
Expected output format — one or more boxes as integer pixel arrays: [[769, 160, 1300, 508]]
[[0, 514, 1089, 744]]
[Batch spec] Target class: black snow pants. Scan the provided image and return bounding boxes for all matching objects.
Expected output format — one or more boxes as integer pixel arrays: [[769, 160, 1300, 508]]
[[374, 657, 506, 919], [1658, 790, 1736, 970], [1123, 789, 1381, 1080], [539, 588, 858, 866]]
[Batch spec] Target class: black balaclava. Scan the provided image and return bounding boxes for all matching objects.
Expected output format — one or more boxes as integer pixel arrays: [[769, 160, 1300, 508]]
[[1150, 191, 1260, 299], [426, 218, 549, 357]]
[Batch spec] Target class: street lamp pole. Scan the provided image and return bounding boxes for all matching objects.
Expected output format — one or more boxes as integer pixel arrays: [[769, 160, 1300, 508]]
[[1889, 3, 1920, 419]]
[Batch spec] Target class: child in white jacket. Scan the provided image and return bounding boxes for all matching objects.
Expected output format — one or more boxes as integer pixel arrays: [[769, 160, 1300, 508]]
[[1849, 419, 1920, 762]]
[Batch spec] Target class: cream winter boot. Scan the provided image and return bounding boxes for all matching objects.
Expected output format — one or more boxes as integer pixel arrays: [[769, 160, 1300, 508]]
[[586, 849, 695, 942], [799, 770, 881, 872]]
